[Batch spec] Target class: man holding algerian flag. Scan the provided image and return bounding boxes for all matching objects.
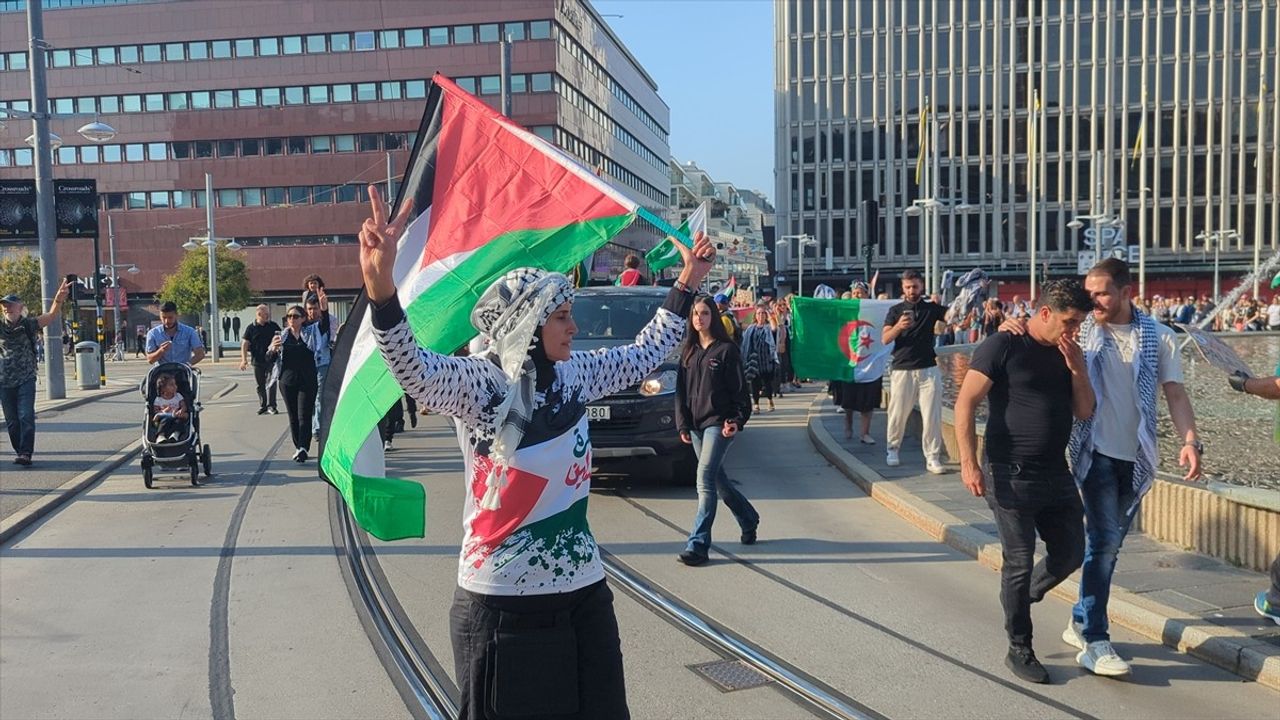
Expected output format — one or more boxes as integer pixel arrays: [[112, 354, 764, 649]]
[[339, 73, 718, 719]]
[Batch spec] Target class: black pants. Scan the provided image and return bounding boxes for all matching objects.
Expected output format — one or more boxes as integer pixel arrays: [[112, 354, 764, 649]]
[[253, 360, 277, 410], [986, 462, 1085, 648], [750, 370, 775, 403], [450, 580, 629, 720], [281, 381, 316, 450]]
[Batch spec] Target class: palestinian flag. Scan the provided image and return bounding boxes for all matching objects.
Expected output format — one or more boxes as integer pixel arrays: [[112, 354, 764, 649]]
[[790, 296, 895, 383], [647, 200, 707, 274], [318, 75, 680, 541]]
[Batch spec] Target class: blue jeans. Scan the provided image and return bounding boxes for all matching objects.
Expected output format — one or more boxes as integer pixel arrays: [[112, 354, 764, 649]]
[[312, 364, 329, 434], [684, 428, 759, 555], [1073, 452, 1137, 642], [0, 378, 37, 456]]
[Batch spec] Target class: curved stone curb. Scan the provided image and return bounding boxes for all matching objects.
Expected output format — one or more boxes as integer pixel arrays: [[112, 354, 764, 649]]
[[0, 439, 144, 546], [805, 398, 1280, 690], [32, 385, 135, 417], [211, 381, 239, 400]]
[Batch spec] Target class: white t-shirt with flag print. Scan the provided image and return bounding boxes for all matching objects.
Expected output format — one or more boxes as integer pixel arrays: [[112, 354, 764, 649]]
[[373, 293, 689, 596]]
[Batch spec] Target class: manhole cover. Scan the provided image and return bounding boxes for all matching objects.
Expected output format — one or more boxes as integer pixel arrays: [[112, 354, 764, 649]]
[[689, 659, 773, 692]]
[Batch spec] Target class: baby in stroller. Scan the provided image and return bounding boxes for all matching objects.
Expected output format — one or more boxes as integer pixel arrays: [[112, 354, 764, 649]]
[[152, 373, 189, 442]]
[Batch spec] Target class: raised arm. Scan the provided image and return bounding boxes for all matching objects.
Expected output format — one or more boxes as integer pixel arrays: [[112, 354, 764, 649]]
[[35, 280, 71, 329], [563, 287, 693, 403]]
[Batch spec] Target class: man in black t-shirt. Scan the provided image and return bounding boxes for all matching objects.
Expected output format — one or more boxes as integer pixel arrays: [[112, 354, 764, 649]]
[[882, 270, 949, 473], [954, 279, 1096, 685], [239, 304, 282, 414]]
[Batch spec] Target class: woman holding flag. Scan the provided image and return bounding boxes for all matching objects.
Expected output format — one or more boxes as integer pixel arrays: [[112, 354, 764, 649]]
[[358, 186, 716, 719]]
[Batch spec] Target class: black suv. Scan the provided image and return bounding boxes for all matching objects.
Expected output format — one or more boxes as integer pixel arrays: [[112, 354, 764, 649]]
[[574, 286, 696, 484]]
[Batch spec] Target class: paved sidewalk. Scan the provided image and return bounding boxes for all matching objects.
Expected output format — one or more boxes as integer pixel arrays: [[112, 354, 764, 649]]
[[24, 355, 151, 416], [807, 396, 1280, 689]]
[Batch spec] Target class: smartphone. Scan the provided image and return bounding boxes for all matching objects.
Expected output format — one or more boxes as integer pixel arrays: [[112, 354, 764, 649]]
[[64, 273, 78, 285]]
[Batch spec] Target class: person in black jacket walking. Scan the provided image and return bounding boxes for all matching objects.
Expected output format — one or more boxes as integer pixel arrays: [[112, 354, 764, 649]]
[[675, 295, 760, 567], [267, 305, 319, 462]]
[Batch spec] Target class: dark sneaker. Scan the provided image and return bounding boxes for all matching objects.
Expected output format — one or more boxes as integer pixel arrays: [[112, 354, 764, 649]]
[[14, 454, 32, 466], [677, 550, 708, 566], [1006, 645, 1050, 684], [257, 407, 269, 415], [741, 528, 758, 545]]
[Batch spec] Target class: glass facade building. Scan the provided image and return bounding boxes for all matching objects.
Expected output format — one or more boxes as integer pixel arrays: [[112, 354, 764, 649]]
[[776, 0, 1277, 294]]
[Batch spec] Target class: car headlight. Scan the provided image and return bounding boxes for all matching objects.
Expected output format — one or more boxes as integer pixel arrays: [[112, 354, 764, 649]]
[[639, 369, 677, 396]]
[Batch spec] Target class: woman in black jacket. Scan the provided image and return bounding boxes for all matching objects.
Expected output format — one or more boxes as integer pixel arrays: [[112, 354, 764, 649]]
[[267, 305, 318, 462], [674, 295, 760, 567]]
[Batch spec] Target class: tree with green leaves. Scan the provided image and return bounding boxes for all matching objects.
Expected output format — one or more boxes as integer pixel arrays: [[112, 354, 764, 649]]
[[0, 252, 44, 310], [157, 245, 253, 317]]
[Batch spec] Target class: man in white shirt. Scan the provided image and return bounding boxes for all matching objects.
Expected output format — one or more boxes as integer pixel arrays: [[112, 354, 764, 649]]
[[1267, 295, 1280, 331]]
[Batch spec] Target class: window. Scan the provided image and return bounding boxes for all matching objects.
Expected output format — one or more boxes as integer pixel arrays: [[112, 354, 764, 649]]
[[504, 23, 525, 41], [145, 93, 164, 111], [193, 191, 207, 208], [102, 145, 121, 163], [510, 74, 526, 93], [265, 187, 286, 205], [217, 189, 241, 207], [74, 48, 93, 66], [312, 185, 334, 203], [242, 188, 263, 207], [334, 134, 355, 152], [191, 91, 211, 109], [168, 92, 188, 110], [261, 88, 280, 106], [329, 33, 351, 52], [9, 52, 27, 70], [453, 25, 474, 44], [172, 191, 194, 209], [354, 31, 375, 50], [337, 184, 359, 203], [282, 36, 303, 55], [187, 41, 208, 60], [147, 142, 167, 160], [165, 42, 185, 61], [311, 135, 331, 153], [358, 133, 380, 151], [127, 192, 147, 209], [480, 76, 500, 95], [531, 73, 552, 92], [331, 84, 352, 103], [217, 140, 237, 157], [15, 148, 33, 166], [307, 85, 328, 104], [142, 44, 162, 62], [99, 96, 119, 113], [356, 82, 377, 102], [52, 49, 72, 67], [194, 141, 214, 158], [381, 81, 401, 100], [287, 137, 307, 154], [211, 40, 232, 59], [54, 98, 74, 114], [149, 191, 170, 208], [76, 97, 95, 114], [405, 79, 426, 99], [172, 141, 191, 159], [80, 145, 99, 164], [118, 46, 138, 64], [240, 139, 260, 156], [122, 94, 142, 112], [235, 38, 255, 57], [284, 86, 304, 105], [428, 27, 449, 45], [457, 77, 476, 93], [383, 133, 403, 150], [479, 24, 499, 42], [214, 90, 234, 108], [530, 20, 551, 40], [380, 29, 399, 48], [57, 147, 76, 164], [237, 88, 257, 106], [305, 34, 326, 53], [105, 193, 123, 210], [265, 138, 284, 155], [259, 37, 278, 56], [404, 28, 425, 47], [288, 186, 309, 204], [96, 46, 116, 64]]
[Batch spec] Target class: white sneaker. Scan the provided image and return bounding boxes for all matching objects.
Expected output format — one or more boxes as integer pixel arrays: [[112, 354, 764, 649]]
[[291, 447, 304, 461], [860, 434, 876, 445], [886, 449, 900, 467], [383, 440, 393, 451], [1061, 618, 1086, 651], [1077, 640, 1131, 676], [926, 459, 948, 475]]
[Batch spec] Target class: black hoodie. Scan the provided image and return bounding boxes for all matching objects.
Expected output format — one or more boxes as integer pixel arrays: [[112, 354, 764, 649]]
[[675, 339, 752, 433]]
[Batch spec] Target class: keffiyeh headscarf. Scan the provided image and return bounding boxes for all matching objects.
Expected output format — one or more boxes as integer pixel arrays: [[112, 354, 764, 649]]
[[468, 268, 575, 510]]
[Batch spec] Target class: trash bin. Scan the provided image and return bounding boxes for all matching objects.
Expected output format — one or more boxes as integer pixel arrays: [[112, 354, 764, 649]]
[[75, 341, 101, 390]]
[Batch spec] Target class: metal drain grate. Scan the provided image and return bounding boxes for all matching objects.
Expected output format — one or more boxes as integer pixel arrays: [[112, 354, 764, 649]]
[[689, 660, 774, 692]]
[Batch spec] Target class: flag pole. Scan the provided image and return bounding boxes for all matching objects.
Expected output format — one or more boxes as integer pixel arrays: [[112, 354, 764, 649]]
[[1139, 0, 1150, 299], [1029, 89, 1038, 303]]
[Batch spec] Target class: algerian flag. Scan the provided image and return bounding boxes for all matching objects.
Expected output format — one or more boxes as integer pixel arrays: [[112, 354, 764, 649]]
[[790, 297, 895, 383], [647, 201, 707, 273], [319, 75, 658, 541]]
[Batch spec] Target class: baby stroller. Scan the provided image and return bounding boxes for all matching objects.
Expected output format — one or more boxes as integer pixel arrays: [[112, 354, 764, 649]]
[[139, 362, 211, 488]]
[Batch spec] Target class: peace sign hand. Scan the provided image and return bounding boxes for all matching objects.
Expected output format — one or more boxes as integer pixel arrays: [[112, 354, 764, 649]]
[[359, 185, 415, 303]]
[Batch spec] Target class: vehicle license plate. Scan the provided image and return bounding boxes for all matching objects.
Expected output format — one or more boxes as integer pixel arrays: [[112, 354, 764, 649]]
[[587, 405, 611, 421]]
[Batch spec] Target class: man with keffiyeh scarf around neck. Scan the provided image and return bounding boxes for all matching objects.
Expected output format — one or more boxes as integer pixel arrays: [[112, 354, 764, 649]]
[[1003, 258, 1203, 679]]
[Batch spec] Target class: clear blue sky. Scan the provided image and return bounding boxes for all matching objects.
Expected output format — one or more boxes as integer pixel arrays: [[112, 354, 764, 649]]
[[595, 0, 774, 201]]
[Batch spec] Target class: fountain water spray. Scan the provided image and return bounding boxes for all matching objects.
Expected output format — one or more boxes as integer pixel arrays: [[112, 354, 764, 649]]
[[1195, 249, 1280, 330]]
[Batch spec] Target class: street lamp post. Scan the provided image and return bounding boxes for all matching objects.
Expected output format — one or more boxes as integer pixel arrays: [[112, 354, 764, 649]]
[[184, 173, 242, 362], [778, 234, 817, 298], [905, 198, 970, 298], [100, 214, 139, 361], [1196, 230, 1239, 305]]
